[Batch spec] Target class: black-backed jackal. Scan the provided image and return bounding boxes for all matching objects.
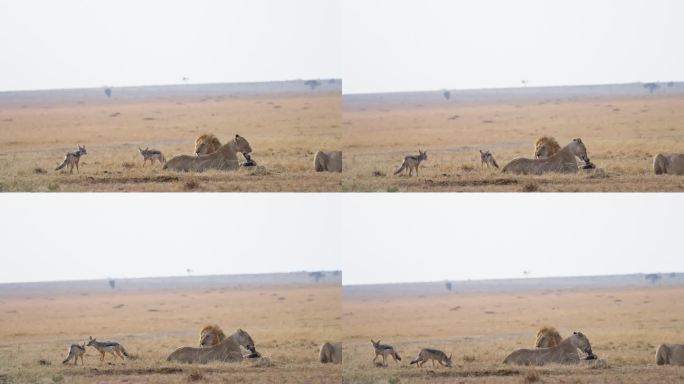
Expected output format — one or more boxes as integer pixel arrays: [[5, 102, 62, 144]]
[[87, 336, 129, 361], [480, 149, 499, 169], [55, 145, 87, 174], [62, 342, 86, 365], [138, 147, 166, 166], [394, 150, 427, 176], [371, 339, 401, 365], [410, 348, 452, 368]]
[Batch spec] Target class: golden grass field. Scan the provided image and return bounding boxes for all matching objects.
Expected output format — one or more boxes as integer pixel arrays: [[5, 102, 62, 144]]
[[0, 282, 341, 383], [343, 89, 684, 191], [343, 283, 684, 383], [0, 84, 341, 192]]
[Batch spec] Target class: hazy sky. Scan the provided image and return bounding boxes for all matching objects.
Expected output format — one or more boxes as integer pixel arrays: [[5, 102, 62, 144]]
[[0, 194, 341, 283], [342, 0, 684, 94], [1, 194, 682, 284], [0, 0, 340, 91], [341, 194, 684, 285]]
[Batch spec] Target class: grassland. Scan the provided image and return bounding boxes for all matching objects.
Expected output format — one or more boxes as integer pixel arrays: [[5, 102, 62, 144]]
[[343, 85, 684, 192], [342, 282, 684, 383], [0, 82, 341, 192], [0, 282, 341, 383]]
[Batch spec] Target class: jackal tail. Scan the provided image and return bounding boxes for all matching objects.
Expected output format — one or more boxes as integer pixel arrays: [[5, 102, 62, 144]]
[[394, 162, 406, 175], [394, 351, 402, 361], [492, 158, 499, 168], [55, 159, 67, 171], [410, 357, 420, 365], [160, 154, 167, 163], [120, 346, 130, 358]]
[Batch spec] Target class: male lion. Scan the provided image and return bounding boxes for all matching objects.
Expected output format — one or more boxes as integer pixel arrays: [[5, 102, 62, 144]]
[[656, 344, 684, 366], [167, 329, 256, 364], [319, 341, 342, 364], [199, 325, 226, 347], [503, 138, 592, 174], [503, 331, 595, 365], [536, 326, 563, 348], [164, 134, 252, 172], [195, 134, 222, 155], [314, 151, 342, 172], [653, 154, 684, 175], [534, 136, 561, 159]]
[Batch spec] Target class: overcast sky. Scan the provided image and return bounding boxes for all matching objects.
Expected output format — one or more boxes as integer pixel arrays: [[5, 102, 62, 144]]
[[2, 194, 682, 285], [0, 194, 341, 283], [0, 0, 340, 91], [340, 194, 684, 285], [342, 0, 684, 94]]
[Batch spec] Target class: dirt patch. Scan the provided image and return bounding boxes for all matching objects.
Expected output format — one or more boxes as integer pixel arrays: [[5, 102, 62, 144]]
[[82, 175, 180, 184], [81, 367, 184, 376], [424, 178, 518, 187]]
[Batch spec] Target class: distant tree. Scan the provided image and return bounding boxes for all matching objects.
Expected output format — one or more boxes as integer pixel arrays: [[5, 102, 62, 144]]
[[104, 88, 112, 98], [186, 269, 193, 275], [442, 90, 451, 101], [332, 270, 341, 276], [182, 77, 189, 83], [304, 80, 321, 91], [643, 83, 659, 94], [309, 271, 325, 282], [445, 281, 452, 291], [645, 273, 662, 285], [523, 270, 531, 278], [108, 278, 116, 289], [669, 272, 677, 278], [328, 79, 337, 84], [521, 80, 529, 88]]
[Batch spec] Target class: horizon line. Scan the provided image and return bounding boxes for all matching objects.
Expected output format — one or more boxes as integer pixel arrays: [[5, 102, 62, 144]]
[[342, 79, 683, 96], [0, 77, 343, 94], [342, 271, 681, 287], [0, 269, 342, 286]]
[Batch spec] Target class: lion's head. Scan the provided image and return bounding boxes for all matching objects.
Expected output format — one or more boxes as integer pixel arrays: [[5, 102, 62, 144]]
[[534, 136, 561, 158]]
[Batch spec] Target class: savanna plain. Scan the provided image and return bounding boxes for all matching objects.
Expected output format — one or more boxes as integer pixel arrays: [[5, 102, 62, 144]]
[[0, 80, 341, 192], [343, 276, 684, 383], [0, 274, 341, 384], [343, 83, 684, 191]]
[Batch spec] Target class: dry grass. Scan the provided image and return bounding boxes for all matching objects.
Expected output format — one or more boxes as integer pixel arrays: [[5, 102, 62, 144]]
[[0, 283, 341, 383], [342, 284, 684, 383], [0, 88, 341, 191], [343, 93, 684, 191]]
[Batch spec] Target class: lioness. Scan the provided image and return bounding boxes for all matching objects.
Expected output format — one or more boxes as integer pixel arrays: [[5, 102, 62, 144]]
[[503, 331, 594, 366]]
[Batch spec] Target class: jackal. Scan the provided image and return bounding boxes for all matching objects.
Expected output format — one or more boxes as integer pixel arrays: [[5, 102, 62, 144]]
[[62, 342, 86, 365], [87, 336, 129, 361], [138, 147, 166, 166], [480, 150, 499, 169], [394, 150, 427, 176], [371, 339, 401, 365], [55, 145, 87, 174], [410, 348, 452, 368]]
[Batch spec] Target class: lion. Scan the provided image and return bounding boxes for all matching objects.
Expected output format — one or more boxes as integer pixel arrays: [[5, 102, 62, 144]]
[[195, 134, 222, 155], [314, 151, 342, 172], [199, 325, 226, 347], [656, 344, 684, 366], [164, 134, 252, 172], [167, 328, 256, 364], [319, 341, 342, 364], [534, 136, 561, 159], [653, 154, 684, 175], [536, 326, 563, 348], [503, 331, 595, 366], [503, 138, 592, 174]]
